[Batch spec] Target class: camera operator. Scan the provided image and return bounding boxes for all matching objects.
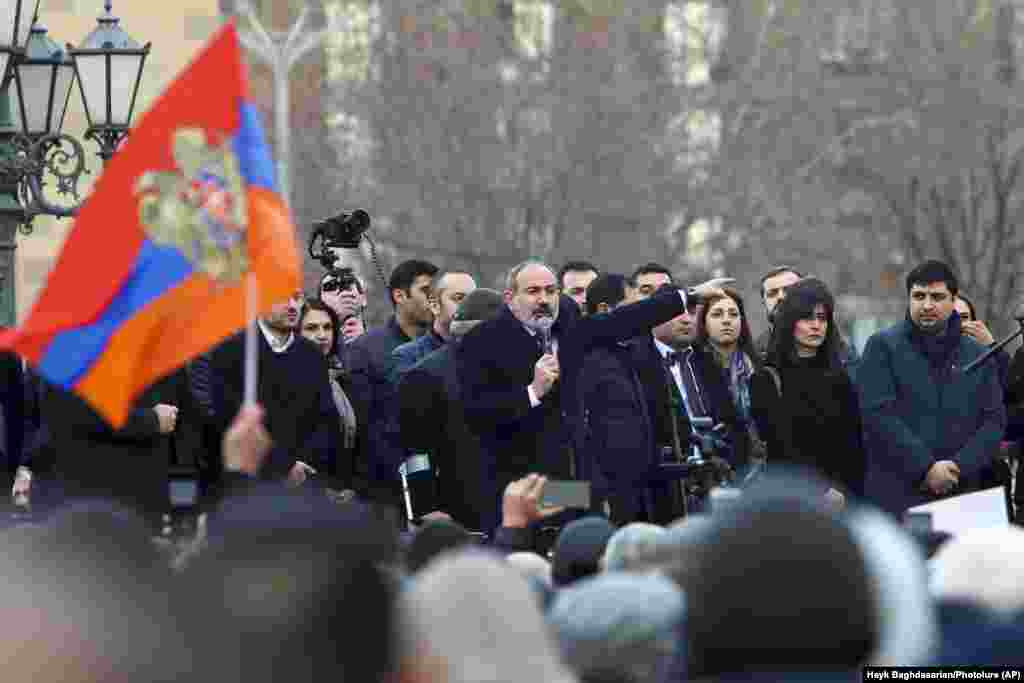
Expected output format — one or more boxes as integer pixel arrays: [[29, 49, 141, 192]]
[[320, 269, 367, 345]]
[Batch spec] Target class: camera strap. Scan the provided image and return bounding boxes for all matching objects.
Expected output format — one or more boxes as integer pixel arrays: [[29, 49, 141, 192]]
[[763, 365, 782, 396]]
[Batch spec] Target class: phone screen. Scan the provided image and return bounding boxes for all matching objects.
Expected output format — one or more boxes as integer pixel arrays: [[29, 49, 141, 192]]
[[169, 479, 199, 508], [540, 480, 591, 509]]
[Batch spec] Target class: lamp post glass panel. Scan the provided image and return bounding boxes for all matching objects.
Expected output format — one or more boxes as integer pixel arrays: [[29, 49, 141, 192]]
[[0, 0, 149, 326], [14, 23, 75, 137]]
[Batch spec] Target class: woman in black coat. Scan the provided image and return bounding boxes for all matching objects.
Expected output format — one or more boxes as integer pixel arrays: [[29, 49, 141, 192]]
[[750, 279, 865, 506]]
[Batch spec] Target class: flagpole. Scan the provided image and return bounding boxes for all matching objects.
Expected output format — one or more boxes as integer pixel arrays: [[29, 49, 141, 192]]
[[244, 272, 259, 406]]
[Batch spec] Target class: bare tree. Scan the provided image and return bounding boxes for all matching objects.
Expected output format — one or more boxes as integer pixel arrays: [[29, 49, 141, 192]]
[[322, 0, 690, 305], [685, 0, 1024, 333]]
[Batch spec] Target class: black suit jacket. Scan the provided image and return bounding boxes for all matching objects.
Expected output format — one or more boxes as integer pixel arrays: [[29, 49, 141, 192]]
[[43, 367, 201, 517], [458, 288, 687, 527], [346, 317, 411, 490], [579, 342, 656, 522], [0, 352, 24, 478], [209, 331, 339, 481], [397, 342, 488, 531]]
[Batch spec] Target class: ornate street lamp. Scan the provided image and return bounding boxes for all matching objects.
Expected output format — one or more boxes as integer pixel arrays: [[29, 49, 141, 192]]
[[0, 0, 150, 326], [0, 1, 149, 229], [70, 0, 150, 162], [13, 22, 74, 137], [1, 18, 84, 221]]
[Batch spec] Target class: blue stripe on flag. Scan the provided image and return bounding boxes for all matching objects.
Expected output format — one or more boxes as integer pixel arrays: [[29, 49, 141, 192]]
[[38, 240, 194, 388], [233, 100, 278, 192]]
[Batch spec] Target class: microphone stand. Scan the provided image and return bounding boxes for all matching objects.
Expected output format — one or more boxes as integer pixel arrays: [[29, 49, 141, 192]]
[[962, 316, 1024, 374]]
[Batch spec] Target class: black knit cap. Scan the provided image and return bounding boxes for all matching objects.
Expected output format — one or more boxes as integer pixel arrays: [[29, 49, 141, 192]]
[[452, 288, 504, 323]]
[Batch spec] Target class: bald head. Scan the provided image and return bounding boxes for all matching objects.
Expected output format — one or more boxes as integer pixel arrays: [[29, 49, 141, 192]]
[[431, 271, 477, 339]]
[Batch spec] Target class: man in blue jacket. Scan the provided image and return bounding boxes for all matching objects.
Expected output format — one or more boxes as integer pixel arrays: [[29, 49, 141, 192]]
[[858, 260, 1006, 518]]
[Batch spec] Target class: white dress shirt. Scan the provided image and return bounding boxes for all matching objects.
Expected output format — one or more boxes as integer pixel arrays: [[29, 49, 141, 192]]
[[258, 320, 295, 353]]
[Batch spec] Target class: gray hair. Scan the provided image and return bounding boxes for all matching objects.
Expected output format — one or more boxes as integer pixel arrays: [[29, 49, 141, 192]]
[[402, 550, 576, 683], [548, 572, 684, 683], [601, 523, 671, 573], [449, 319, 484, 339], [506, 552, 553, 587], [505, 260, 555, 292]]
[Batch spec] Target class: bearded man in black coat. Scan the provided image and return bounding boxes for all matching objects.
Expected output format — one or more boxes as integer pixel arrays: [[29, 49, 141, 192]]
[[457, 260, 730, 531]]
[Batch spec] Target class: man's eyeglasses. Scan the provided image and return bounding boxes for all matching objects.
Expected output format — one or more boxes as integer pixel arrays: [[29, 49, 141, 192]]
[[321, 280, 343, 293]]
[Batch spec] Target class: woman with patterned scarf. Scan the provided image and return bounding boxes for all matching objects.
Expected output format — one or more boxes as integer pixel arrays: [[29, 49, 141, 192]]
[[298, 298, 359, 503], [692, 288, 764, 479]]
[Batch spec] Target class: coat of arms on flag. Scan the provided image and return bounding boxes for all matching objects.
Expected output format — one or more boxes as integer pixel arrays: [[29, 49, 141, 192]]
[[136, 127, 249, 283]]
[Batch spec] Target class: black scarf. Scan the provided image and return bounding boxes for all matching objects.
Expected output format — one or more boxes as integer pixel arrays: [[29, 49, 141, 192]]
[[908, 310, 962, 380]]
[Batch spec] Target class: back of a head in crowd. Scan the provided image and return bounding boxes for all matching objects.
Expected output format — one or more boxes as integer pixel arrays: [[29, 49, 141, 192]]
[[449, 288, 504, 338], [506, 552, 556, 610], [549, 572, 684, 683], [767, 278, 842, 369], [401, 550, 575, 683], [905, 259, 959, 297], [552, 516, 616, 587], [507, 551, 553, 587], [930, 526, 1024, 619], [181, 490, 400, 682], [601, 522, 670, 573], [406, 519, 475, 574], [678, 469, 935, 677], [0, 502, 189, 682], [389, 259, 440, 308], [585, 273, 628, 316]]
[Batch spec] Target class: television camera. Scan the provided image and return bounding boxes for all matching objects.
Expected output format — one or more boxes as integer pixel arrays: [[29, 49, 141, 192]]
[[308, 209, 388, 288]]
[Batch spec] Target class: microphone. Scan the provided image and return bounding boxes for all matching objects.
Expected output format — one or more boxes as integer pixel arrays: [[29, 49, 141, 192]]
[[962, 300, 1024, 374], [539, 326, 553, 354], [535, 317, 555, 354]]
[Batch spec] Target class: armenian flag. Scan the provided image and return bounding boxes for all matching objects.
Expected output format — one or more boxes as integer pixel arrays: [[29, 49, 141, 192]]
[[0, 22, 301, 428]]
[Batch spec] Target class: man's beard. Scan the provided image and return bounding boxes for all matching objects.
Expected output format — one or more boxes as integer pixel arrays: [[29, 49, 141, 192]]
[[524, 303, 555, 330], [525, 315, 554, 333]]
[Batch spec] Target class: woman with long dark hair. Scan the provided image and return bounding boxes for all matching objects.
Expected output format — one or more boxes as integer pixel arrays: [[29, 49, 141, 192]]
[[750, 279, 865, 504], [692, 288, 762, 474], [299, 298, 357, 497]]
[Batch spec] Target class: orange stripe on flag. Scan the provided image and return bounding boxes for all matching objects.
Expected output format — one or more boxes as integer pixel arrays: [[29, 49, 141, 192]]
[[77, 188, 300, 427]]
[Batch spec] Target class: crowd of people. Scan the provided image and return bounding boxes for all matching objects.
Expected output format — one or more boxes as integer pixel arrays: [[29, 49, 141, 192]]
[[1, 254, 1024, 679]]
